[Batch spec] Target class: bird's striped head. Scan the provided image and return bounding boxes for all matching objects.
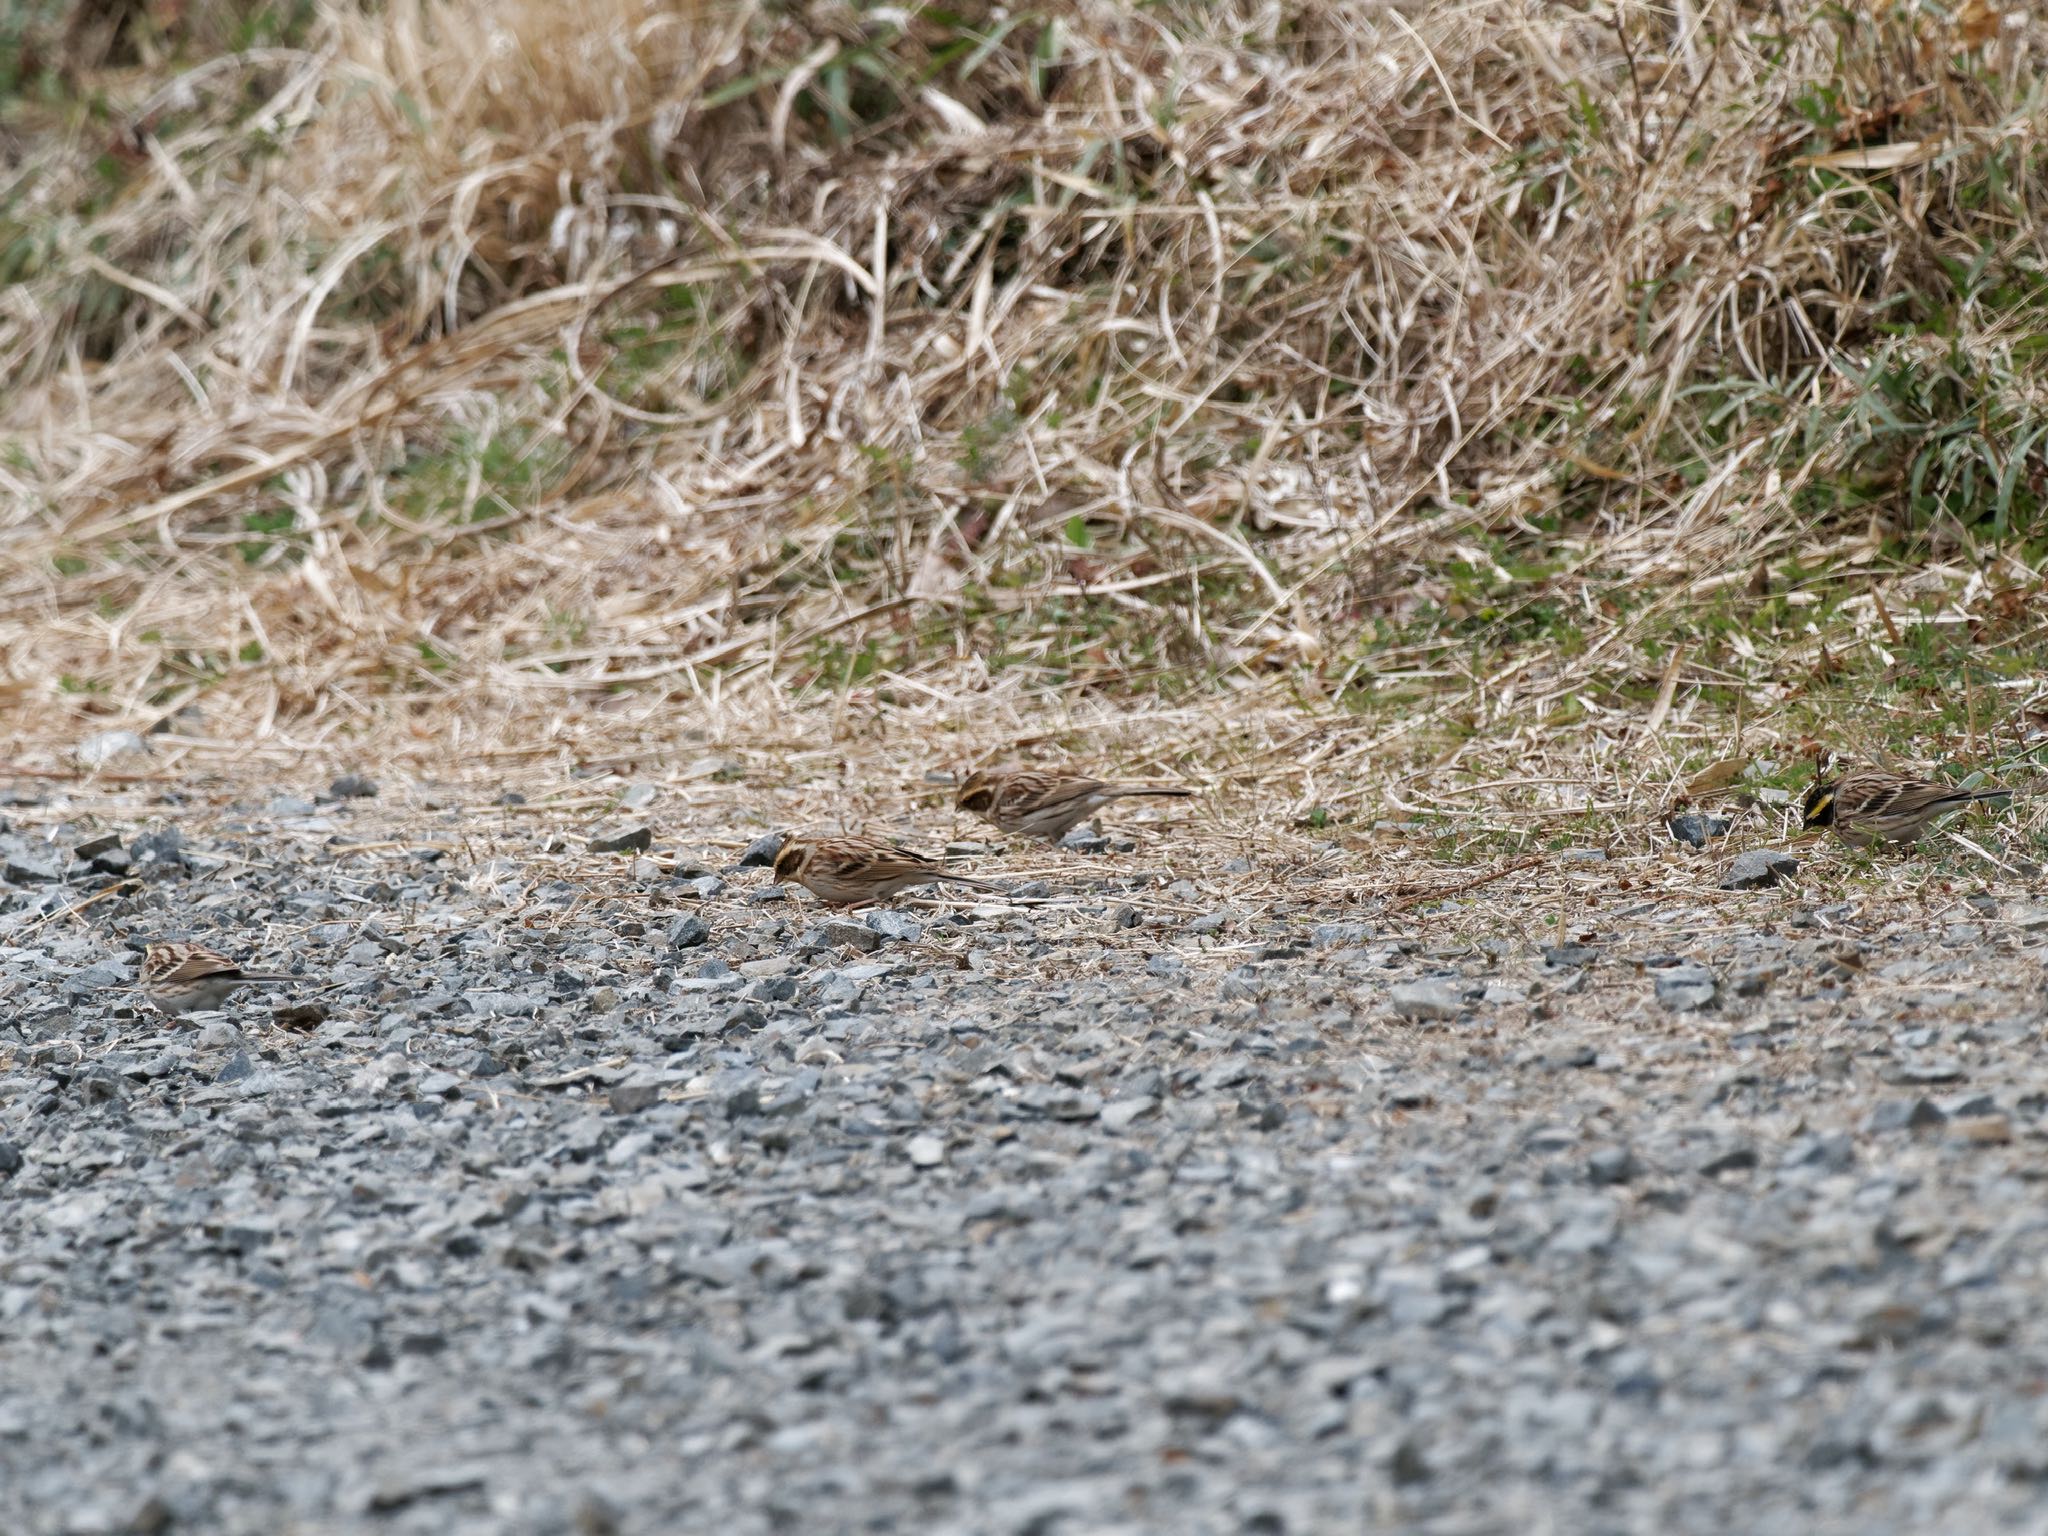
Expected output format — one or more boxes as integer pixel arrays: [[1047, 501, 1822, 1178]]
[[1801, 780, 1838, 829], [955, 770, 1000, 815], [770, 837, 810, 884]]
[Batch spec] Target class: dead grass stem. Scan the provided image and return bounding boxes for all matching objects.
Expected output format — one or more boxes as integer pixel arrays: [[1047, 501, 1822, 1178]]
[[3, 0, 2047, 850]]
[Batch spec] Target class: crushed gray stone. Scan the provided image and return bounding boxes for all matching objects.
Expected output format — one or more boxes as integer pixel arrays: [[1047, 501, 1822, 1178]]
[[1389, 978, 1465, 1020], [1722, 848, 1800, 889], [2, 796, 2046, 1536], [1652, 964, 1718, 1011], [1667, 812, 1734, 848], [737, 832, 784, 868], [588, 823, 654, 854]]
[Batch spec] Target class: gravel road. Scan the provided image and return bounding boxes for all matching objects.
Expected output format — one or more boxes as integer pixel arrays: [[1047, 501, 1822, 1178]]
[[5, 788, 2048, 1534]]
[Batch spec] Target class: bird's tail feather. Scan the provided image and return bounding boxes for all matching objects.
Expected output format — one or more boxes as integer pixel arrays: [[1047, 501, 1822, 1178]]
[[1956, 788, 2013, 803], [936, 872, 1007, 892]]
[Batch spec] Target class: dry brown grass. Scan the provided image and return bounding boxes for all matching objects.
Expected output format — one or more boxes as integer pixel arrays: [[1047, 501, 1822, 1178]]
[[4, 0, 2048, 847]]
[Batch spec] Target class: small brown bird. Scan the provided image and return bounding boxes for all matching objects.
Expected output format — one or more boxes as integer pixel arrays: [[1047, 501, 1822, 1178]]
[[955, 767, 1192, 843], [140, 942, 295, 1015], [770, 832, 1005, 905], [1802, 769, 2013, 849]]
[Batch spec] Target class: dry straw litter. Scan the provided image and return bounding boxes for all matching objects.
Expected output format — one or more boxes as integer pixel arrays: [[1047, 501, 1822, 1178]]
[[4, 0, 2047, 840]]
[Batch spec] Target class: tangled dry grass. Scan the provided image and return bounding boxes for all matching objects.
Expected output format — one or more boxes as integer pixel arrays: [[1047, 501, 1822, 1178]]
[[4, 0, 2048, 842]]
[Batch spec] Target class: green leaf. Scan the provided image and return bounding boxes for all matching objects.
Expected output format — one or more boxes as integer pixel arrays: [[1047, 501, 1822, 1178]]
[[703, 63, 794, 110], [1993, 420, 2048, 528], [961, 15, 1024, 77], [1031, 18, 1062, 98], [392, 90, 427, 133]]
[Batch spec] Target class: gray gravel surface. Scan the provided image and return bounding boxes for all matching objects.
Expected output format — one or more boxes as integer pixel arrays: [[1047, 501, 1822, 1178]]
[[6, 797, 2048, 1533]]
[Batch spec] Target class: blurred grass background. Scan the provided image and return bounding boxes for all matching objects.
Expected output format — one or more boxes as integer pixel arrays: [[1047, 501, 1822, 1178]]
[[3, 0, 2046, 828]]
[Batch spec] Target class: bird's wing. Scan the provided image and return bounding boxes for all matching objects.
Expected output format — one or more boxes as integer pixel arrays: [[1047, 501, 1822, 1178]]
[[1894, 783, 1987, 815], [830, 841, 940, 879], [1009, 774, 1103, 813], [153, 948, 241, 983], [873, 848, 945, 878]]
